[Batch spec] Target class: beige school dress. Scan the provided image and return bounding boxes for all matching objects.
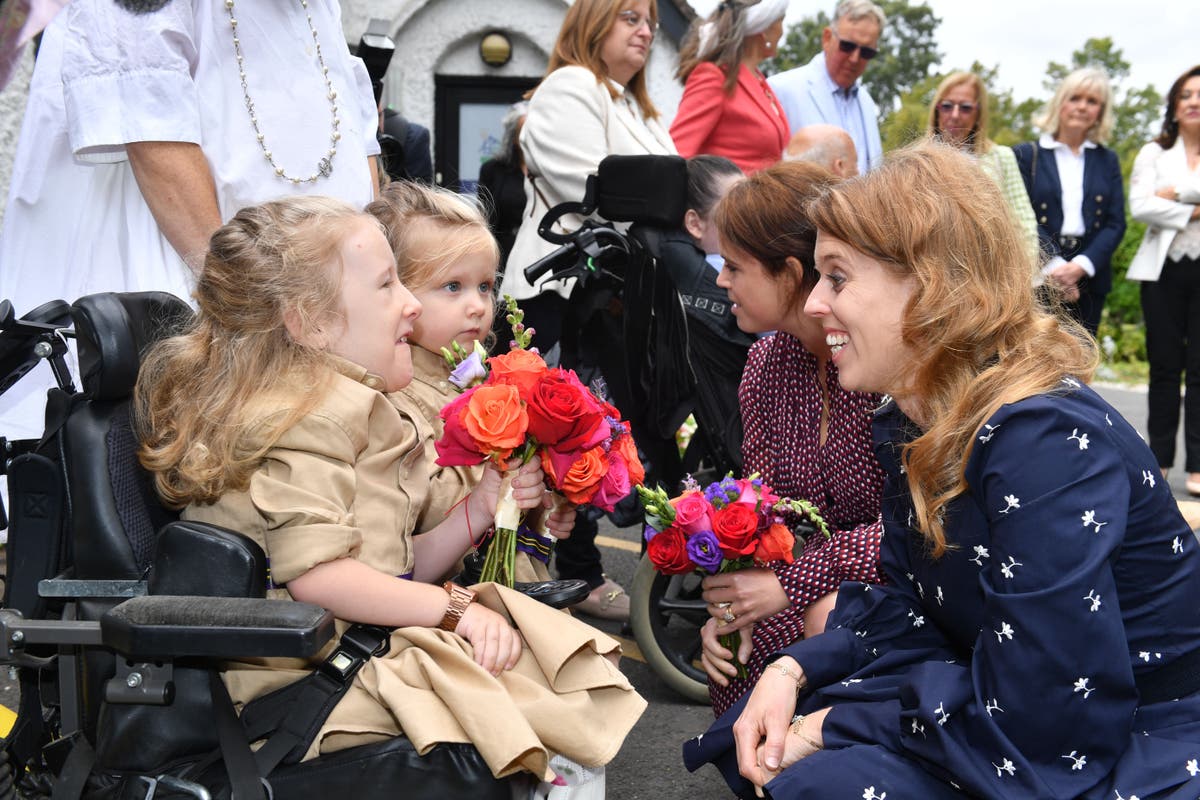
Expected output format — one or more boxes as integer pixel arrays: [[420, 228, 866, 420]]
[[182, 358, 644, 780]]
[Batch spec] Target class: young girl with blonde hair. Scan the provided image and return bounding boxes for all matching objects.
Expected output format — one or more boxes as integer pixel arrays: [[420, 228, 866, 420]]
[[366, 181, 557, 582], [136, 196, 644, 784]]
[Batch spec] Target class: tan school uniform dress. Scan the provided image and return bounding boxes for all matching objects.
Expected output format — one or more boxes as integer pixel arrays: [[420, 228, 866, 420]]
[[182, 358, 645, 780]]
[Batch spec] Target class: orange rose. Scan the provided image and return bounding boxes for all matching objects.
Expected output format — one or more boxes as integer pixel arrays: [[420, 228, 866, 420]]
[[754, 523, 796, 565], [487, 349, 548, 394], [463, 384, 529, 457], [558, 445, 610, 504], [612, 432, 645, 486]]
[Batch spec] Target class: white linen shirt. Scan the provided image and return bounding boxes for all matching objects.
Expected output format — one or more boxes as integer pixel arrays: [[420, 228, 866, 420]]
[[0, 0, 379, 441]]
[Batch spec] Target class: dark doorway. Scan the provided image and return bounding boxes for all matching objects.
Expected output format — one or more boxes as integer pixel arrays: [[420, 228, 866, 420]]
[[434, 75, 538, 193]]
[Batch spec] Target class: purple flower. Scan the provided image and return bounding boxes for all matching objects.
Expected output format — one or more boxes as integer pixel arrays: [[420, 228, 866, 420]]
[[643, 524, 659, 543], [704, 477, 741, 510], [685, 530, 724, 573], [448, 351, 487, 389]]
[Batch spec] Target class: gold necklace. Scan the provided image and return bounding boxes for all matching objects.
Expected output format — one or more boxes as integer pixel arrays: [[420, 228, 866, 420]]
[[225, 0, 341, 184]]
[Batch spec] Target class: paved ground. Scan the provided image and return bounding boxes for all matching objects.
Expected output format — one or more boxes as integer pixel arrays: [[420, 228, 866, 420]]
[[0, 383, 1193, 799]]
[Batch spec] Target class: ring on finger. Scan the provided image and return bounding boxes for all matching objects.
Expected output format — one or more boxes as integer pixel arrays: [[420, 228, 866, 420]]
[[716, 601, 732, 609], [722, 609, 736, 624]]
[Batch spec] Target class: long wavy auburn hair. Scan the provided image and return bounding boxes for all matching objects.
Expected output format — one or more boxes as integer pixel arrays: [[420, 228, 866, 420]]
[[805, 142, 1098, 556], [136, 197, 375, 508], [537, 0, 660, 119]]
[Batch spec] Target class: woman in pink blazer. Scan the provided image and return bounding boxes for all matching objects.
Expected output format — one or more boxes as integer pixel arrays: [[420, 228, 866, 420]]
[[670, 0, 790, 175]]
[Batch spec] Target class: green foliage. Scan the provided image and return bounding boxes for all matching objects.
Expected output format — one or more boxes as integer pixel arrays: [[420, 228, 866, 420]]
[[766, 1, 942, 115]]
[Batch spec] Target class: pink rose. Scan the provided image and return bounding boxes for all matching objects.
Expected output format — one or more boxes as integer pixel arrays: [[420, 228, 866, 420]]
[[435, 391, 487, 466], [670, 491, 714, 535], [591, 448, 633, 511]]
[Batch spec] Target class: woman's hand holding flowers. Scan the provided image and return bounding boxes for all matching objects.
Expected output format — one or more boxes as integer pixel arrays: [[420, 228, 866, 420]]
[[701, 567, 790, 633], [701, 618, 756, 685]]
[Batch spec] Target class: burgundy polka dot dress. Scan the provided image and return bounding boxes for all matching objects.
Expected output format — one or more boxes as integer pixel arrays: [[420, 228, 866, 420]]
[[708, 332, 887, 716]]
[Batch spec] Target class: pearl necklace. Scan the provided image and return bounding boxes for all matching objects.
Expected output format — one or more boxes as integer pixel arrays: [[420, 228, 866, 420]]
[[225, 0, 341, 184]]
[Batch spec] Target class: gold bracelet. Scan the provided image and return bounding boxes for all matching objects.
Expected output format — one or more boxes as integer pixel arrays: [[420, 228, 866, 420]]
[[789, 713, 823, 752], [765, 660, 804, 693]]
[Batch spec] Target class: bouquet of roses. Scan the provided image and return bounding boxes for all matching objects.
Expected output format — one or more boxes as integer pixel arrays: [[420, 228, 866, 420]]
[[637, 475, 828, 678], [435, 298, 644, 587]]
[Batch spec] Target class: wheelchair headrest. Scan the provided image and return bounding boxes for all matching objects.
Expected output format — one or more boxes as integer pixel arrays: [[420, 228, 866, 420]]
[[71, 292, 193, 401]]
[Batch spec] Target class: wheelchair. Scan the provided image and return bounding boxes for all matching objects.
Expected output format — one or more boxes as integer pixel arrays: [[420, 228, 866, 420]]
[[0, 292, 516, 798], [523, 154, 754, 704]]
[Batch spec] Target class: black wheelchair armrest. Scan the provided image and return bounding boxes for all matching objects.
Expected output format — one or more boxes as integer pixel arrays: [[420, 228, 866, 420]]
[[100, 595, 334, 660], [150, 520, 269, 598]]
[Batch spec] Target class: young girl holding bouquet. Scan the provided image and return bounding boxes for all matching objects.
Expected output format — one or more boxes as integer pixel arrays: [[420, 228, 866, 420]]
[[135, 196, 644, 783], [366, 181, 559, 583]]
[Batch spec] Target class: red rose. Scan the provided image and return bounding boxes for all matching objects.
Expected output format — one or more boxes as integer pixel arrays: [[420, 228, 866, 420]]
[[435, 390, 487, 466], [487, 349, 547, 394], [669, 490, 714, 535], [712, 502, 760, 558], [525, 369, 607, 451], [646, 527, 693, 575], [754, 523, 796, 565]]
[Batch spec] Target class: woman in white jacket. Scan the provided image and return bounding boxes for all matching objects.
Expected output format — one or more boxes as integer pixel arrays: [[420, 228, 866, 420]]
[[500, 0, 676, 353], [1128, 65, 1200, 492], [499, 0, 676, 620]]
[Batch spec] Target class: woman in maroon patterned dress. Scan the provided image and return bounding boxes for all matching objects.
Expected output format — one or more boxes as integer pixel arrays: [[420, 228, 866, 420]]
[[703, 161, 887, 716]]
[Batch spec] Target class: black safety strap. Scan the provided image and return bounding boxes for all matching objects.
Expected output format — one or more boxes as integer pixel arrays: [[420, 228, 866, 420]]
[[241, 624, 390, 776], [47, 734, 94, 800], [209, 671, 267, 800]]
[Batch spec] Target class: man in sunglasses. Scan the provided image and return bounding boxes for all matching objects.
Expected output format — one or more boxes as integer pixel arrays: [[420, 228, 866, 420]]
[[768, 0, 885, 175]]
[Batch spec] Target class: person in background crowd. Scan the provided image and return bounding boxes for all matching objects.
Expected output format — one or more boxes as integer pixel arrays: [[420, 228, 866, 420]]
[[500, 0, 676, 622], [700, 160, 885, 718], [0, 0, 381, 443], [380, 108, 434, 184], [927, 71, 1039, 268], [768, 0, 884, 175], [477, 101, 530, 274], [690, 142, 1200, 800], [1014, 67, 1126, 336], [669, 0, 789, 175], [1126, 65, 1200, 492], [784, 124, 859, 178]]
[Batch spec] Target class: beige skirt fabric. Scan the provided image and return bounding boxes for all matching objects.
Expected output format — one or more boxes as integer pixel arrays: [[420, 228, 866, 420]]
[[223, 583, 645, 781]]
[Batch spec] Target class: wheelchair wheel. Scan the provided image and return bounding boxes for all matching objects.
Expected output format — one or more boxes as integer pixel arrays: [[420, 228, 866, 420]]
[[629, 554, 711, 705]]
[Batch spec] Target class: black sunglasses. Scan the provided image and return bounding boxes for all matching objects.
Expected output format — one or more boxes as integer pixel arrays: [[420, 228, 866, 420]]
[[831, 30, 878, 60], [937, 101, 977, 115]]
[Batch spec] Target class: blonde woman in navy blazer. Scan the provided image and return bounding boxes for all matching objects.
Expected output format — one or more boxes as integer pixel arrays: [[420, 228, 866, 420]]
[[669, 0, 790, 174], [1127, 65, 1200, 492], [1014, 67, 1126, 335]]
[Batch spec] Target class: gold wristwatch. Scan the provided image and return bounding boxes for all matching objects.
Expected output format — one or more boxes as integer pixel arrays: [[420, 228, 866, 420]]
[[439, 581, 477, 631]]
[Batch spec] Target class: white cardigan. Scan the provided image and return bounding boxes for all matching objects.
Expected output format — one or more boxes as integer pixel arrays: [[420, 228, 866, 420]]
[[1126, 139, 1200, 282], [501, 65, 676, 301]]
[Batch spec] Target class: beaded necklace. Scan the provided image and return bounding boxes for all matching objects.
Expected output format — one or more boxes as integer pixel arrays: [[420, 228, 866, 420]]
[[224, 0, 341, 184]]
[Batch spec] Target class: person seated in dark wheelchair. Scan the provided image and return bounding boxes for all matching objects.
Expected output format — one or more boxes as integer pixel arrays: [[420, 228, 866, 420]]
[[133, 196, 645, 786], [699, 161, 887, 717]]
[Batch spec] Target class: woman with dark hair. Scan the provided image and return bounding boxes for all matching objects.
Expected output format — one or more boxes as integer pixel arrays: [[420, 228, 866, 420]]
[[691, 142, 1200, 800], [499, 0, 676, 621], [1014, 67, 1126, 335], [699, 160, 886, 717], [670, 0, 790, 174], [926, 71, 1038, 266], [1127, 65, 1200, 492]]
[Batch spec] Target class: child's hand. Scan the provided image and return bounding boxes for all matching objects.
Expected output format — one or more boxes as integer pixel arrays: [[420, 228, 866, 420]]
[[507, 455, 546, 511], [454, 603, 523, 676], [541, 499, 576, 540]]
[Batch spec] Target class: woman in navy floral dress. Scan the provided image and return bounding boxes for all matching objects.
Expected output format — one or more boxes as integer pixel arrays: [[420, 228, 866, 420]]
[[688, 143, 1200, 798], [700, 160, 887, 717]]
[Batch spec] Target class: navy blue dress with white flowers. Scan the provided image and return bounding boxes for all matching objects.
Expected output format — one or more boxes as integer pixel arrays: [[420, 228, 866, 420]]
[[685, 379, 1200, 799]]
